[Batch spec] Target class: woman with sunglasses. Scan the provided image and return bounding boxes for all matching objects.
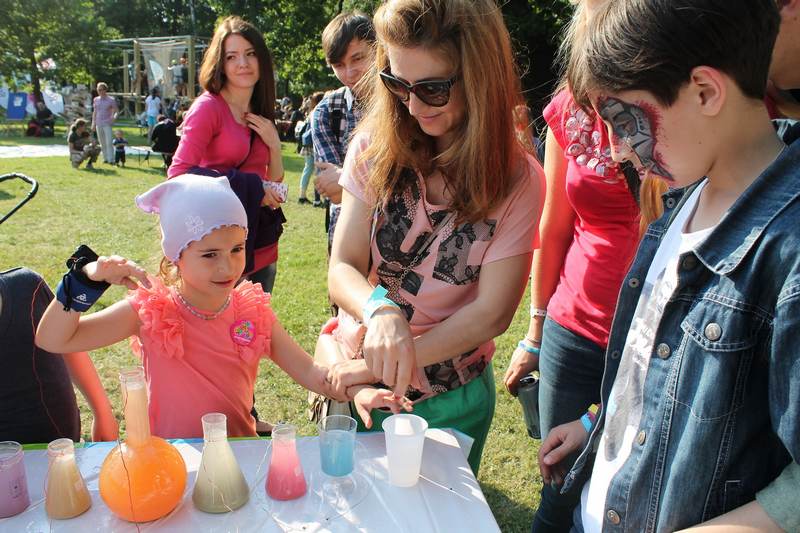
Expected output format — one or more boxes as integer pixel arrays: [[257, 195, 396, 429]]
[[325, 0, 543, 474]]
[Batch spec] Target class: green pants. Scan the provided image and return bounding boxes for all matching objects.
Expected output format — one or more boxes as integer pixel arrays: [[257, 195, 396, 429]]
[[355, 361, 496, 475]]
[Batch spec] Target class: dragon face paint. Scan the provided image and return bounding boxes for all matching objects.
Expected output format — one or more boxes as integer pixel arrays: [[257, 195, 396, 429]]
[[596, 96, 674, 182]]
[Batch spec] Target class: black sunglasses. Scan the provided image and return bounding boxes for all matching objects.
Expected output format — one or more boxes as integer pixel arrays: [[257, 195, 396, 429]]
[[379, 68, 458, 107]]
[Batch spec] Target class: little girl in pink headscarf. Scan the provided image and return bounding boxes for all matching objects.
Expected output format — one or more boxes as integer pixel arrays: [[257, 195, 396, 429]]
[[35, 175, 408, 439]]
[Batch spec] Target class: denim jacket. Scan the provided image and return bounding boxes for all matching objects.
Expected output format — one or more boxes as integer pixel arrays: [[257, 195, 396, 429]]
[[564, 132, 800, 532]]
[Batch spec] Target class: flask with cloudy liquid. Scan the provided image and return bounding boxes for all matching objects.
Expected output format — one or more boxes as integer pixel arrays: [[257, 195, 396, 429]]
[[45, 438, 91, 519], [192, 413, 249, 513]]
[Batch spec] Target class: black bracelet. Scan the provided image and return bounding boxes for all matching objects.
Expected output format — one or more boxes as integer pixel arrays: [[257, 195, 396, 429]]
[[55, 245, 110, 312]]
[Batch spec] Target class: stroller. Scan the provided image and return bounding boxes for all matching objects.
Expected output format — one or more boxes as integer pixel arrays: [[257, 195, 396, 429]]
[[0, 173, 38, 226]]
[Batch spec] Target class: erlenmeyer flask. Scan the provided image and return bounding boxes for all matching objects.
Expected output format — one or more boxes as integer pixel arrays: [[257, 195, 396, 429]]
[[99, 367, 187, 522], [193, 413, 249, 513], [266, 423, 307, 500], [0, 441, 29, 518], [45, 438, 91, 519]]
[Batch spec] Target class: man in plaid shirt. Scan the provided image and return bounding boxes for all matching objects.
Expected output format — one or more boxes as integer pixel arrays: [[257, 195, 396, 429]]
[[311, 12, 375, 250]]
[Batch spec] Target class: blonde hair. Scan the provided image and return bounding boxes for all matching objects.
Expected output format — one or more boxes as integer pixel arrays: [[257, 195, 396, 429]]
[[158, 257, 180, 287], [358, 0, 531, 222]]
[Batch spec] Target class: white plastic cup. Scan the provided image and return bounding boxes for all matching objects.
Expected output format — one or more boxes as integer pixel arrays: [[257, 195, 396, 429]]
[[382, 414, 428, 487]]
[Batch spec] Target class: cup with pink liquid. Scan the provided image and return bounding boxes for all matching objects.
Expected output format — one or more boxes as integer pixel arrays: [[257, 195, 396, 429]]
[[0, 441, 30, 518]]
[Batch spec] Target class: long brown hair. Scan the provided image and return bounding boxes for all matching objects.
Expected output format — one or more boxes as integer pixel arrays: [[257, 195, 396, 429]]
[[358, 0, 532, 222], [199, 16, 275, 119]]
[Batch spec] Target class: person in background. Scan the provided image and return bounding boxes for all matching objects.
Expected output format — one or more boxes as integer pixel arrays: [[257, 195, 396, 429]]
[[30, 101, 55, 137], [767, 0, 800, 120], [297, 92, 324, 204], [151, 114, 179, 168], [91, 82, 118, 165], [112, 129, 128, 167], [311, 12, 376, 236], [168, 16, 286, 436], [68, 118, 101, 170], [288, 103, 304, 142], [145, 87, 162, 142]]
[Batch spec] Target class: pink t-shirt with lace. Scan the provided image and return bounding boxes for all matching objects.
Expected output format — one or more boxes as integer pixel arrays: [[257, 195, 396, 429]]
[[543, 89, 640, 347], [126, 279, 276, 439], [337, 133, 543, 399]]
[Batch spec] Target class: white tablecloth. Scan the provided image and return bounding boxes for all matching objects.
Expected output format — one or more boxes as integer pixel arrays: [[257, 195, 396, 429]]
[[1, 429, 499, 532]]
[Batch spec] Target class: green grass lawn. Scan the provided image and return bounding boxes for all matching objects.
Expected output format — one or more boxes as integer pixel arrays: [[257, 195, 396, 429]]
[[0, 141, 542, 531]]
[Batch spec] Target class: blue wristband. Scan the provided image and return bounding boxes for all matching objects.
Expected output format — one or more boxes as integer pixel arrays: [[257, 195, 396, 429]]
[[362, 285, 400, 326], [55, 270, 109, 312], [517, 340, 541, 355], [580, 413, 593, 433]]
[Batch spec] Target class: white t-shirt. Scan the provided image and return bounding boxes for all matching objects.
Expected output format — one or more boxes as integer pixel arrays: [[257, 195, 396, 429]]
[[145, 95, 161, 117], [581, 180, 713, 532]]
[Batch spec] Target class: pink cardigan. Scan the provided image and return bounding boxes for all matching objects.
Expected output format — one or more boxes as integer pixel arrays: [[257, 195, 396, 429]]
[[169, 92, 278, 271], [169, 92, 270, 179]]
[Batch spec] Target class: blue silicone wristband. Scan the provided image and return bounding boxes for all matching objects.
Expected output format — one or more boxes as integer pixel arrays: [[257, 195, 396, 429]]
[[517, 340, 541, 355], [362, 285, 400, 325], [580, 413, 593, 433]]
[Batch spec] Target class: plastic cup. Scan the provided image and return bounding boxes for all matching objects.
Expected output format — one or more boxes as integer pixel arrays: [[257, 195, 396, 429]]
[[382, 414, 428, 487], [318, 415, 357, 477]]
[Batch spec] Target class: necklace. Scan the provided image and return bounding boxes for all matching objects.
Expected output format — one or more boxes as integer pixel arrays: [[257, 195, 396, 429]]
[[175, 290, 231, 321]]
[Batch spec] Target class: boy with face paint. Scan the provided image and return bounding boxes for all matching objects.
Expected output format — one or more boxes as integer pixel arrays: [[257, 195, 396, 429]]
[[538, 1, 799, 531]]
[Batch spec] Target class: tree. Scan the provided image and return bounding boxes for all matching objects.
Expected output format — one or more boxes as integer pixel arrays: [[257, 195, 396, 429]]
[[0, 0, 117, 100], [501, 0, 572, 122]]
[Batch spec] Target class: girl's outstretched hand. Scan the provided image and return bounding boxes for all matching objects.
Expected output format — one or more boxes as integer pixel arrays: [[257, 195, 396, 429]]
[[311, 363, 349, 403], [351, 387, 413, 429], [327, 359, 375, 400], [83, 256, 151, 290]]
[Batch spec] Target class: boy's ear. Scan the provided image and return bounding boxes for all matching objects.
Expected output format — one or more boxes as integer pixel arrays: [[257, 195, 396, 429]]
[[688, 66, 726, 117], [777, 0, 799, 15]]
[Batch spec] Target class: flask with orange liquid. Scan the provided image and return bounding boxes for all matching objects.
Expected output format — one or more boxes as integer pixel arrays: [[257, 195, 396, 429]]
[[99, 367, 187, 522]]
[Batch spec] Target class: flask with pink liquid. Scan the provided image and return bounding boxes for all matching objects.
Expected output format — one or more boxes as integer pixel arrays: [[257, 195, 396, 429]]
[[266, 423, 307, 500]]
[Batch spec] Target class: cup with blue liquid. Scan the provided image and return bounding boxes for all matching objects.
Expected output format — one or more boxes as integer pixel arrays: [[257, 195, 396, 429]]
[[317, 415, 357, 477]]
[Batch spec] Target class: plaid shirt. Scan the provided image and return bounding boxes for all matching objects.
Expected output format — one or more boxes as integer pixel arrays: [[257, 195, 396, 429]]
[[310, 86, 361, 167]]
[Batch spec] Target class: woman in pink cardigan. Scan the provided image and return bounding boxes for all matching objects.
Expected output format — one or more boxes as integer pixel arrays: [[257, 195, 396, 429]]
[[169, 16, 285, 436], [169, 16, 285, 295]]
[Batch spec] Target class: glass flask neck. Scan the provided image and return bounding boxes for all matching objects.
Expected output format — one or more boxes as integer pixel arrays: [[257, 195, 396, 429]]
[[47, 438, 76, 459], [119, 367, 151, 446], [271, 423, 296, 443], [201, 413, 228, 443], [0, 441, 23, 469]]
